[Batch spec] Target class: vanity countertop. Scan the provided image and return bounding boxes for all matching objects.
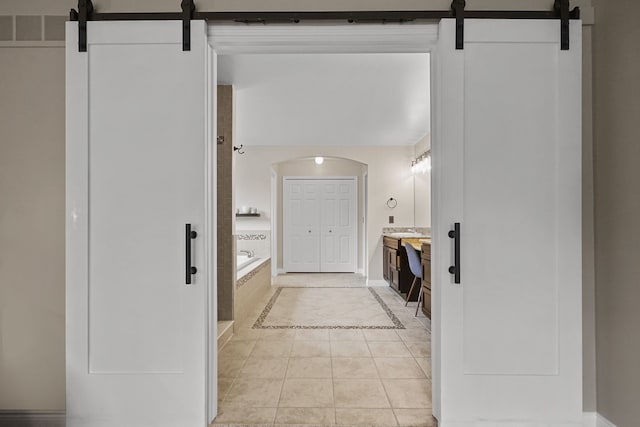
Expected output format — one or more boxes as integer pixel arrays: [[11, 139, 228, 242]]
[[383, 234, 431, 251]]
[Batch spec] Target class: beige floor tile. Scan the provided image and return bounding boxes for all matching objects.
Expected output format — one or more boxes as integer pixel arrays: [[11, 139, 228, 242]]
[[295, 329, 330, 341], [291, 340, 332, 357], [330, 329, 365, 341], [374, 357, 426, 379], [224, 378, 283, 407], [368, 341, 413, 358], [415, 358, 431, 378], [397, 328, 431, 343], [262, 288, 396, 328], [363, 329, 401, 341], [250, 340, 293, 358], [404, 341, 431, 358], [382, 379, 432, 409], [401, 318, 429, 329], [335, 408, 398, 426], [393, 408, 436, 426], [213, 405, 277, 424], [286, 357, 332, 378], [239, 357, 289, 378], [230, 328, 262, 341], [219, 340, 256, 359], [275, 407, 335, 425], [333, 379, 390, 408], [217, 377, 234, 402], [331, 340, 371, 357], [218, 357, 246, 378], [279, 378, 334, 408], [256, 329, 296, 340], [332, 357, 379, 379]]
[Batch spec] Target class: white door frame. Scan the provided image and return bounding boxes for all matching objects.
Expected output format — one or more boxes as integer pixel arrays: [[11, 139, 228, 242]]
[[207, 21, 441, 419], [282, 176, 359, 273], [271, 162, 368, 276]]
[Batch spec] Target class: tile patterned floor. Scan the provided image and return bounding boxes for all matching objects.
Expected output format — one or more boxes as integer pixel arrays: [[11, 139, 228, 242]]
[[213, 276, 434, 427], [255, 287, 403, 329]]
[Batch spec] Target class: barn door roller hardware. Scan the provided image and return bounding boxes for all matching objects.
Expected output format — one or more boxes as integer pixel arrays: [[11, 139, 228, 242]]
[[449, 0, 573, 50], [181, 0, 195, 51], [70, 0, 579, 53], [451, 0, 465, 50], [69, 0, 93, 52]]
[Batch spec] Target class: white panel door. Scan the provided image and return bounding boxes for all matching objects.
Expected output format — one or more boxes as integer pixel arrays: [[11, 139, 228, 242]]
[[320, 179, 357, 272], [66, 21, 212, 427], [283, 179, 321, 272], [434, 19, 582, 424]]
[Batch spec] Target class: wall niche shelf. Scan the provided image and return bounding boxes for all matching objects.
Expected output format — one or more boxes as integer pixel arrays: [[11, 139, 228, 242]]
[[236, 213, 260, 217]]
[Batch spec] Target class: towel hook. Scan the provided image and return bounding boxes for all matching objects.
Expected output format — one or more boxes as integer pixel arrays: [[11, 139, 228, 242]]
[[386, 197, 397, 209]]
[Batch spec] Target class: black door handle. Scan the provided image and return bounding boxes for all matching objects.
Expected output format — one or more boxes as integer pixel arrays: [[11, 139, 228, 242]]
[[185, 224, 197, 284], [448, 222, 461, 284]]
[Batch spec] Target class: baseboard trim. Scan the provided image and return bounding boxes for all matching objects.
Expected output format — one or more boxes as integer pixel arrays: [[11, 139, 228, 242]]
[[0, 411, 66, 427], [595, 413, 617, 427], [436, 413, 615, 427], [367, 279, 388, 287], [0, 411, 615, 427]]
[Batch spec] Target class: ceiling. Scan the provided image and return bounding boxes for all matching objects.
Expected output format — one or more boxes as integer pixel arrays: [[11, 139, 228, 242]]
[[217, 53, 430, 146]]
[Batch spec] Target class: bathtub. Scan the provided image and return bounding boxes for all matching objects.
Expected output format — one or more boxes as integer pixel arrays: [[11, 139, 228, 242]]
[[234, 256, 272, 327], [237, 254, 260, 271]]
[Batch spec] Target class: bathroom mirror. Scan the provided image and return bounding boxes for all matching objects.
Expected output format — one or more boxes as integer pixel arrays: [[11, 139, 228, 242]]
[[413, 140, 431, 229]]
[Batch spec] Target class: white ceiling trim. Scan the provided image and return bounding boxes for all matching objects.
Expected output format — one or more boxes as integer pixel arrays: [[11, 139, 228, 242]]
[[207, 23, 438, 54]]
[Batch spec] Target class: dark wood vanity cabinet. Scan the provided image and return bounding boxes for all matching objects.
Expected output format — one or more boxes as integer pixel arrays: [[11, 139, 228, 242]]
[[382, 237, 399, 290], [421, 242, 432, 319], [383, 236, 418, 301]]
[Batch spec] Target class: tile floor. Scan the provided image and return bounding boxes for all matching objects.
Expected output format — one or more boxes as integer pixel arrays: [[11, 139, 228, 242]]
[[213, 275, 434, 427]]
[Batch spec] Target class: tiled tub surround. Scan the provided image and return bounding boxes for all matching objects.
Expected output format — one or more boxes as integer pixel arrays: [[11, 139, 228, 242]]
[[215, 284, 434, 426], [236, 230, 271, 259], [234, 259, 272, 329]]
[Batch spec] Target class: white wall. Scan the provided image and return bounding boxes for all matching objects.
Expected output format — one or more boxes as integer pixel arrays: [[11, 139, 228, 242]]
[[235, 145, 416, 280], [0, 0, 596, 412]]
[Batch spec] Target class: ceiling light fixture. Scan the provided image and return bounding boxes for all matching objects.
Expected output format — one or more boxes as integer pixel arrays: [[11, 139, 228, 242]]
[[315, 156, 324, 165], [411, 150, 431, 174]]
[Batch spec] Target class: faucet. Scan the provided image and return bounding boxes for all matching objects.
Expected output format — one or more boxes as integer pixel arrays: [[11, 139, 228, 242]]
[[239, 249, 254, 258]]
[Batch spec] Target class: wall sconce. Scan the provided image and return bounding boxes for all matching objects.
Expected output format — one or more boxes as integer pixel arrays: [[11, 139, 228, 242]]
[[315, 156, 324, 165], [411, 150, 431, 174]]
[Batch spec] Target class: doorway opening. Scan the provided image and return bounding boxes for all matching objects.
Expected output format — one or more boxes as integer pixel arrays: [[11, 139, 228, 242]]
[[214, 42, 434, 426]]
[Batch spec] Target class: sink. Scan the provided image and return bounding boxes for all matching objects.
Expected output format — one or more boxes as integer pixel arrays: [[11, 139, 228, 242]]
[[387, 232, 427, 238]]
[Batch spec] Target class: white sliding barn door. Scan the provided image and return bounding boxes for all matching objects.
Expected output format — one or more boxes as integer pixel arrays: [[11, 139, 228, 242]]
[[320, 179, 357, 272], [66, 21, 212, 427], [433, 19, 582, 425]]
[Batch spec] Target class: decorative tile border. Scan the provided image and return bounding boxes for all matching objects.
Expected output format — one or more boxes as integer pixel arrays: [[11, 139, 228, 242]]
[[252, 287, 405, 330], [237, 233, 268, 240], [236, 259, 270, 289]]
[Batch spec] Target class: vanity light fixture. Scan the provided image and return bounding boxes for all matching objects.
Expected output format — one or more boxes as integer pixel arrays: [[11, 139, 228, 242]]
[[411, 150, 431, 174], [315, 156, 324, 165]]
